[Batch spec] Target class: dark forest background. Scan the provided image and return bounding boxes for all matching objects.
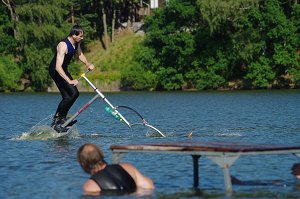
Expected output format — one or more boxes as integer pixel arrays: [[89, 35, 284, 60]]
[[1, 0, 299, 91]]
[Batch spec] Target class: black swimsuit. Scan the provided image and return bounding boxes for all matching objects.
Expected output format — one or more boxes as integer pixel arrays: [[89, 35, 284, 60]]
[[49, 38, 79, 119], [91, 164, 137, 193]]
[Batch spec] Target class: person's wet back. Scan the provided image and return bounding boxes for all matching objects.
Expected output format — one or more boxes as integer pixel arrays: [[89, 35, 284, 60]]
[[77, 143, 154, 195]]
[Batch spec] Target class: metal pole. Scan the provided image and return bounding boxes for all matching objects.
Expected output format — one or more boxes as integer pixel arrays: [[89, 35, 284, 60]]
[[192, 155, 201, 187], [81, 74, 131, 127], [223, 165, 233, 194], [61, 94, 100, 128]]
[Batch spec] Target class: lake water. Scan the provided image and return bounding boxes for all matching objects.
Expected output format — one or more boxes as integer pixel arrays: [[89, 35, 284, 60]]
[[0, 90, 300, 199]]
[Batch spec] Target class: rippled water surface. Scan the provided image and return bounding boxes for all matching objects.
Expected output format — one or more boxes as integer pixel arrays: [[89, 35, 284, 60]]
[[0, 90, 300, 199]]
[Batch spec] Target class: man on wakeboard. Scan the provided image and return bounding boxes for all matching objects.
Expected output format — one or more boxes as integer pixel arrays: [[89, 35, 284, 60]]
[[49, 25, 95, 132]]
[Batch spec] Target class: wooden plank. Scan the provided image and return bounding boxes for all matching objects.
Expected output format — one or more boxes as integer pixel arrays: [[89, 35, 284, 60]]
[[110, 141, 300, 153]]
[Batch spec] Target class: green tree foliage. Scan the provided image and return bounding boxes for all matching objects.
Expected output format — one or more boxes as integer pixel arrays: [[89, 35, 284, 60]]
[[197, 0, 258, 32], [0, 6, 17, 54], [194, 50, 228, 90], [0, 56, 22, 91], [245, 56, 275, 88], [131, 0, 300, 90], [119, 36, 157, 90], [132, 0, 198, 90], [287, 3, 300, 86], [120, 62, 156, 90], [15, 0, 71, 91], [260, 0, 299, 87]]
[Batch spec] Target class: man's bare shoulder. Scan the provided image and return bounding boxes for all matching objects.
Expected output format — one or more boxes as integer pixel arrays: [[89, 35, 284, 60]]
[[83, 179, 101, 193], [119, 163, 140, 177], [57, 41, 67, 54], [119, 162, 136, 169]]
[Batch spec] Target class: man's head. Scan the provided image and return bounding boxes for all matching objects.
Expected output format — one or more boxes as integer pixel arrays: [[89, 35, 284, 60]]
[[77, 143, 106, 174], [69, 25, 84, 43], [292, 163, 300, 179]]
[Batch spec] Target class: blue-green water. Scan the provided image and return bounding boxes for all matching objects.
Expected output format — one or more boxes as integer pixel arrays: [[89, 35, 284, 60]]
[[0, 90, 300, 199]]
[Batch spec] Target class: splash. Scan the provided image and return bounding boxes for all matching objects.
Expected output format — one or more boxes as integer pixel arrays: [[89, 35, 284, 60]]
[[17, 125, 79, 140], [16, 115, 80, 140], [18, 125, 60, 140], [213, 132, 242, 137]]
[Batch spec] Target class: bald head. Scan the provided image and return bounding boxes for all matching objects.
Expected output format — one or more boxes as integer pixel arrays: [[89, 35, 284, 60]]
[[77, 143, 106, 174]]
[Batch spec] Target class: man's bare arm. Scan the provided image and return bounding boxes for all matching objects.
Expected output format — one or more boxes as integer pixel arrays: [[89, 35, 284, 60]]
[[55, 42, 78, 86]]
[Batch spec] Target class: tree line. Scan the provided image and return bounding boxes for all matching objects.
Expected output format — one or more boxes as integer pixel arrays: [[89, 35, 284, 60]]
[[0, 0, 142, 91], [121, 0, 300, 90], [1, 0, 300, 92]]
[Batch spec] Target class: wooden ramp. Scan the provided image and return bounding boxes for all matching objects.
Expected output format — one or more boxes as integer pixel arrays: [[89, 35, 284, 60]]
[[110, 141, 300, 194]]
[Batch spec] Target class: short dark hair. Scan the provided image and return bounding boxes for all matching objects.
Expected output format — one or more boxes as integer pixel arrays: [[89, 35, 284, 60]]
[[69, 25, 84, 36]]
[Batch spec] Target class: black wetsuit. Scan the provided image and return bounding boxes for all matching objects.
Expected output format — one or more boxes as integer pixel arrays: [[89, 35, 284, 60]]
[[49, 38, 79, 119], [90, 164, 137, 193]]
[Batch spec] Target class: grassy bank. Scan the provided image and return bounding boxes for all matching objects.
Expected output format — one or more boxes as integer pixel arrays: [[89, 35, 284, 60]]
[[82, 31, 144, 91]]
